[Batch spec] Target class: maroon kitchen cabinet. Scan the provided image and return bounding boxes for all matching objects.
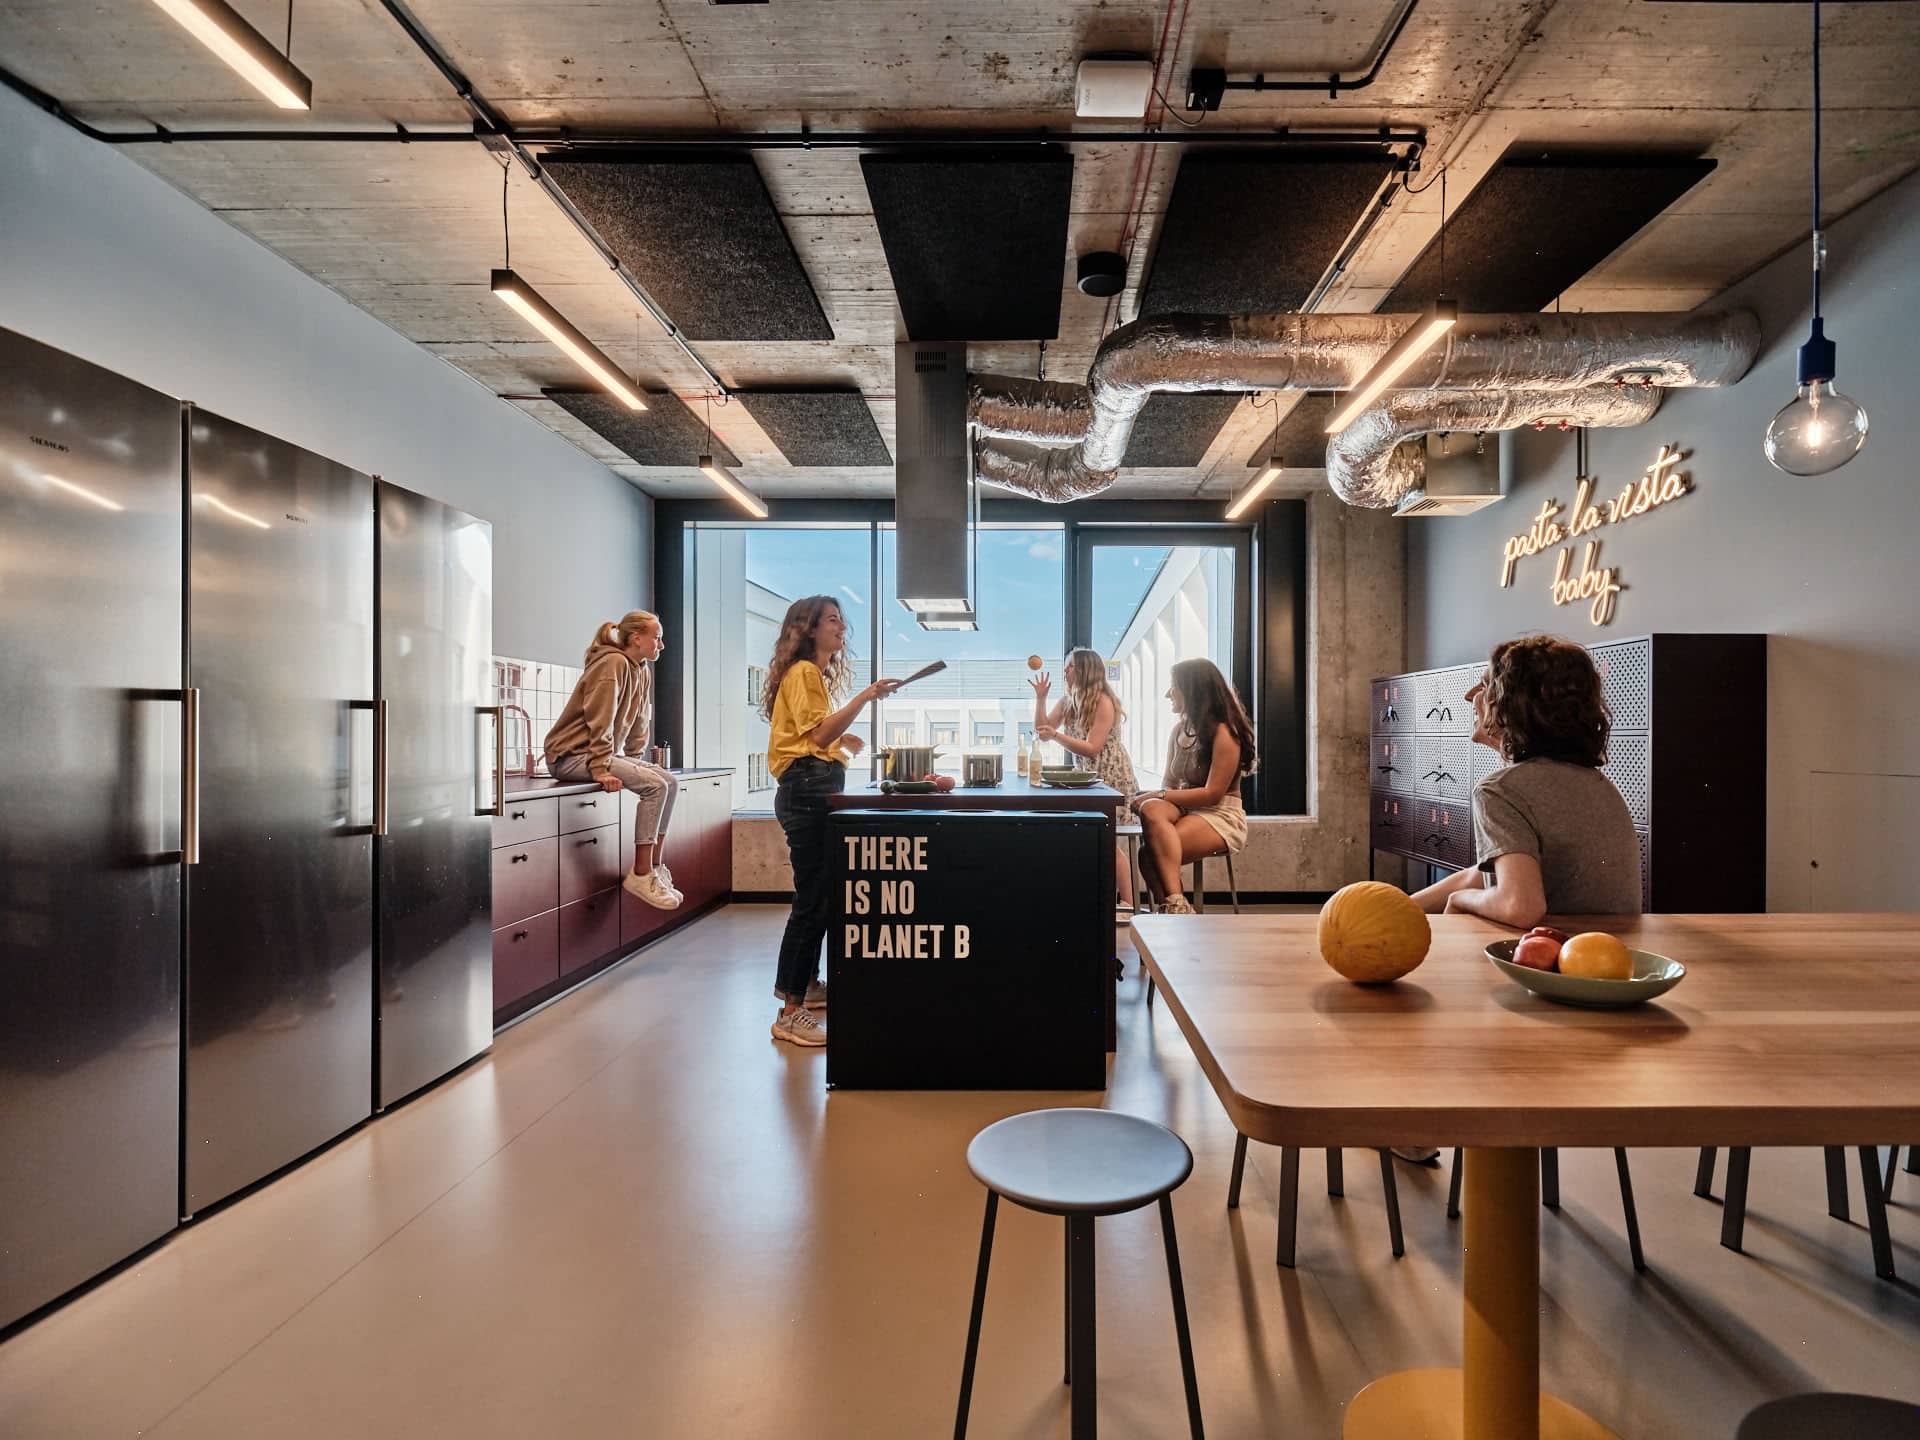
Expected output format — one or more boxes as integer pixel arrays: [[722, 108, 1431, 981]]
[[495, 770, 734, 1022]]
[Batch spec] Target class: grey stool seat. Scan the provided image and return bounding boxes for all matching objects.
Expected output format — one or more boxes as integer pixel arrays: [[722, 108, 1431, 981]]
[[956, 1108, 1204, 1439], [1735, 1393, 1920, 1438]]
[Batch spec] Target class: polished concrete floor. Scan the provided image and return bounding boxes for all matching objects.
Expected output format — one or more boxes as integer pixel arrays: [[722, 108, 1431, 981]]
[[2, 904, 1916, 1438]]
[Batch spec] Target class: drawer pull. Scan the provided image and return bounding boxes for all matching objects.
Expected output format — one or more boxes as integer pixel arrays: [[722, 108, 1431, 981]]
[[578, 836, 599, 846], [511, 809, 527, 820], [510, 852, 529, 864], [580, 798, 600, 808], [512, 930, 528, 941]]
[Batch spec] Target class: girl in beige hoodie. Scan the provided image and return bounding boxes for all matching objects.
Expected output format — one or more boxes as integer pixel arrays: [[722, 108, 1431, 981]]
[[544, 610, 681, 910]]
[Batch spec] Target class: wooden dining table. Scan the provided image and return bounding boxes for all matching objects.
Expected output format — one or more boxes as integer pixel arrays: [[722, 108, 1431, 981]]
[[1130, 911, 1920, 1440]]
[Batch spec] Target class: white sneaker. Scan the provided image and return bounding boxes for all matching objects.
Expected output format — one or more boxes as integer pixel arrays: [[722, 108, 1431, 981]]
[[803, 980, 828, 1011], [655, 863, 686, 902], [772, 1007, 827, 1047], [622, 869, 681, 910]]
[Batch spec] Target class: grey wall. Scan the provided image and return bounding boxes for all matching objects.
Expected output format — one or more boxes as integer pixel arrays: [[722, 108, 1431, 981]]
[[1407, 169, 1920, 911], [0, 86, 650, 662]]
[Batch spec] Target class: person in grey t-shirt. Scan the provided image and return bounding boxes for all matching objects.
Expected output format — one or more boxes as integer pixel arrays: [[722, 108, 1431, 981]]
[[1412, 635, 1642, 927]]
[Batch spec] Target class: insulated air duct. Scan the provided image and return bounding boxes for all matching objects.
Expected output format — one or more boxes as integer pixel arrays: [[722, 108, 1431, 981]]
[[968, 309, 1758, 507], [1326, 386, 1665, 508]]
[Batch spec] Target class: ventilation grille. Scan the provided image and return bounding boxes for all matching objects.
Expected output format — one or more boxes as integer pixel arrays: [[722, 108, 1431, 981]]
[[1594, 639, 1653, 730], [1603, 732, 1652, 826]]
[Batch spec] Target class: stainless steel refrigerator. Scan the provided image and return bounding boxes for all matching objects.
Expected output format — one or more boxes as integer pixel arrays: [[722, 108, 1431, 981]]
[[376, 480, 495, 1108], [0, 328, 184, 1329], [184, 408, 375, 1214]]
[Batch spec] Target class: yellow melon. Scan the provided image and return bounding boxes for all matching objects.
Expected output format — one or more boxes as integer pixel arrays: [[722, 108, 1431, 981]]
[[1318, 882, 1432, 984]]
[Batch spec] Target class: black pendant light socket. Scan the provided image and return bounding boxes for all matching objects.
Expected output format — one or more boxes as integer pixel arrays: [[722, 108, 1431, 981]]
[[1077, 251, 1127, 298]]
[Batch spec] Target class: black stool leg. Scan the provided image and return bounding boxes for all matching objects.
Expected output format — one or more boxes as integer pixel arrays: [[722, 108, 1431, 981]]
[[1147, 975, 1156, 1008], [1859, 1147, 1897, 1281], [1068, 1214, 1098, 1439], [1447, 1147, 1463, 1220], [1615, 1148, 1646, 1273], [1907, 1143, 1919, 1175], [1824, 1146, 1850, 1222], [1227, 1132, 1248, 1210], [954, 1191, 999, 1440], [1377, 1149, 1405, 1258], [1277, 1147, 1301, 1268], [1720, 1147, 1751, 1253], [1693, 1146, 1717, 1198], [1541, 1148, 1561, 1209], [1158, 1194, 1206, 1439], [1880, 1145, 1898, 1202], [1063, 1215, 1072, 1385], [1326, 1148, 1345, 1197]]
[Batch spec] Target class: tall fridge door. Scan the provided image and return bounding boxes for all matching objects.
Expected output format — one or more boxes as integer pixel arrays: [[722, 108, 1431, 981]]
[[376, 480, 493, 1107], [0, 328, 183, 1328], [185, 410, 373, 1214]]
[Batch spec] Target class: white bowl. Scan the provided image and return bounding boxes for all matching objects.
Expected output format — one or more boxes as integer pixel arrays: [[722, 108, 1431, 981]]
[[1485, 939, 1686, 1009]]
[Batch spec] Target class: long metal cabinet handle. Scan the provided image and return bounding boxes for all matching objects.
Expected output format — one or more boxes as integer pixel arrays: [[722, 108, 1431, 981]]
[[182, 687, 201, 865], [373, 698, 390, 837], [478, 705, 506, 816]]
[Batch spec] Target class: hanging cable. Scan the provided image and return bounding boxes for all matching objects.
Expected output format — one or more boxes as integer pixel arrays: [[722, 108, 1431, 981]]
[[1811, 0, 1823, 321], [286, 0, 294, 58], [1439, 163, 1447, 296], [500, 160, 509, 270]]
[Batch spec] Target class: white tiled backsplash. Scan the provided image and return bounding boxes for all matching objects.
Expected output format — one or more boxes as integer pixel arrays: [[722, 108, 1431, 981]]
[[492, 655, 583, 777]]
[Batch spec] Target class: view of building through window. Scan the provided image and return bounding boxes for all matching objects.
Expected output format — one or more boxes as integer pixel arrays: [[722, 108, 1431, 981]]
[[687, 524, 1239, 811]]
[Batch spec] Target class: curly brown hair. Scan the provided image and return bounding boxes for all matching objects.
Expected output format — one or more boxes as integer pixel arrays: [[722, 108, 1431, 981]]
[[1480, 635, 1610, 767], [759, 595, 855, 721]]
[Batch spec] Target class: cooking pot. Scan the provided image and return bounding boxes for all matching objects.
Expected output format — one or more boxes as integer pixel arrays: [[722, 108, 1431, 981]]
[[875, 744, 939, 782], [962, 752, 1004, 788]]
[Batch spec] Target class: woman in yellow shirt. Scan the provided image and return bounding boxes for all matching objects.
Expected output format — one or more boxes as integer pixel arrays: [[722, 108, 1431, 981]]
[[761, 595, 900, 1047]]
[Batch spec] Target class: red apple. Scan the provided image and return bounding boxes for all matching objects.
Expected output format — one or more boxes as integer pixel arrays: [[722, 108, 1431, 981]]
[[1512, 926, 1569, 972], [932, 774, 956, 791]]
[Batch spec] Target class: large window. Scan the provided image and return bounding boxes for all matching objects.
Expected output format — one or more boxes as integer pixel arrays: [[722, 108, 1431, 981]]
[[676, 510, 1286, 814]]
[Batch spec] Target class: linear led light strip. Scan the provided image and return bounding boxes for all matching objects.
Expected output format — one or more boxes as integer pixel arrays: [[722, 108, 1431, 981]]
[[147, 0, 313, 110], [1324, 299, 1459, 435], [1225, 461, 1281, 520], [698, 455, 769, 520], [491, 270, 649, 412]]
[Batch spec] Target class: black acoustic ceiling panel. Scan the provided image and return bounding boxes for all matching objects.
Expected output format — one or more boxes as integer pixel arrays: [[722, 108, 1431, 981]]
[[1139, 151, 1394, 316], [542, 153, 831, 342], [1247, 395, 1337, 467], [546, 390, 740, 467], [1122, 393, 1243, 467], [734, 390, 891, 466], [1383, 151, 1715, 314], [860, 150, 1072, 341]]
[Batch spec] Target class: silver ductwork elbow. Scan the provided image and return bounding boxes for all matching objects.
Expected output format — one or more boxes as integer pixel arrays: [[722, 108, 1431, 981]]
[[966, 308, 1758, 505], [1325, 386, 1665, 509]]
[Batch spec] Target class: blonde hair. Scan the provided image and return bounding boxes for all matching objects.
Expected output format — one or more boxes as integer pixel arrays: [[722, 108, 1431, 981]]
[[1062, 647, 1123, 729], [588, 609, 659, 663]]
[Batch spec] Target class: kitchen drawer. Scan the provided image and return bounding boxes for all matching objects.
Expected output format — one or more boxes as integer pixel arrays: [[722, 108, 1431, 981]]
[[1371, 736, 1415, 795], [557, 788, 618, 835], [492, 835, 558, 927], [620, 883, 676, 949], [560, 888, 621, 976], [559, 823, 622, 905], [1369, 791, 1411, 854], [492, 796, 557, 849], [493, 908, 558, 1011]]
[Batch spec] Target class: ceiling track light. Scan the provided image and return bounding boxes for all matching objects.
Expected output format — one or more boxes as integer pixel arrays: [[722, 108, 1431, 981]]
[[1226, 459, 1283, 520], [1763, 0, 1868, 476], [147, 0, 313, 110], [491, 269, 648, 411], [1324, 298, 1459, 435], [698, 454, 768, 519]]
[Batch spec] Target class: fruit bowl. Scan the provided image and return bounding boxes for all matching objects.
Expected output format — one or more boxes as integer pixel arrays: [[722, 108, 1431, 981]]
[[1486, 940, 1685, 1008]]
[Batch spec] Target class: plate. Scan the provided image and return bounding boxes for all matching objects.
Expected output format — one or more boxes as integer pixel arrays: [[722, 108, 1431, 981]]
[[1486, 940, 1686, 1008], [1041, 773, 1099, 788]]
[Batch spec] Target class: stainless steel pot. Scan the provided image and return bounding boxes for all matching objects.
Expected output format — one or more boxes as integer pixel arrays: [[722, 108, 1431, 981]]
[[962, 752, 1004, 788], [876, 744, 939, 782]]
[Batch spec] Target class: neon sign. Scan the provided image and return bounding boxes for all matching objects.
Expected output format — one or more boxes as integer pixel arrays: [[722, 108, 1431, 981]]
[[1497, 444, 1691, 625]]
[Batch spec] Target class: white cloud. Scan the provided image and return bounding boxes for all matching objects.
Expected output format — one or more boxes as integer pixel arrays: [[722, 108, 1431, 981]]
[[1028, 542, 1060, 560], [840, 584, 866, 606]]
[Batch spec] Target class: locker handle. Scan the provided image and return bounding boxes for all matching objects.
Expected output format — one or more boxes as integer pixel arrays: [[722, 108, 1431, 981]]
[[477, 705, 506, 817], [182, 687, 200, 865]]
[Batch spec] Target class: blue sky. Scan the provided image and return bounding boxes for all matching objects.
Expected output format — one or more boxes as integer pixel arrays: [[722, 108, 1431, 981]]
[[741, 525, 1167, 670]]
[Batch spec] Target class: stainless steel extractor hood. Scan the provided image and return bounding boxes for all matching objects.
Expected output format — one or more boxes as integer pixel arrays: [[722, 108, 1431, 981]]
[[895, 341, 977, 621]]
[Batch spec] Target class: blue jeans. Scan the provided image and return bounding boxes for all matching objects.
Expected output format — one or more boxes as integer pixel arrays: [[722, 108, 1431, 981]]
[[773, 756, 844, 1002]]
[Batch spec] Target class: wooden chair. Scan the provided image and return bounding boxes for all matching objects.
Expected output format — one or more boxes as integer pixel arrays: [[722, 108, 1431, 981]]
[[1448, 1146, 1646, 1272]]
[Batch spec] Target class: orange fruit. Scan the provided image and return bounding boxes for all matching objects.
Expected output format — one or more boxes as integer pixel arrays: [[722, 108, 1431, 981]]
[[1559, 932, 1633, 981]]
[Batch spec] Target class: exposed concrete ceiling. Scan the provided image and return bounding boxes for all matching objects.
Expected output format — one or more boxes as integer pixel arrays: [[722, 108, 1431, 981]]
[[2, 0, 1916, 503]]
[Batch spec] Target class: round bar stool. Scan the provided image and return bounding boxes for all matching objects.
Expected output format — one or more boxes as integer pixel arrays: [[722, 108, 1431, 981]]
[[1735, 1393, 1920, 1438], [955, 1108, 1204, 1440]]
